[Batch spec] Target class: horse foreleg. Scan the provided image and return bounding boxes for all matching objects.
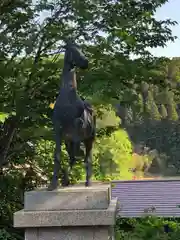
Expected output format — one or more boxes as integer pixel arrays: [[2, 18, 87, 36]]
[[65, 141, 76, 170], [84, 139, 93, 187], [48, 125, 62, 191]]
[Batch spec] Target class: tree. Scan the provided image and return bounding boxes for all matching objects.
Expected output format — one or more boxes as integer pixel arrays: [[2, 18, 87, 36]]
[[166, 101, 179, 121], [1, 0, 176, 166], [159, 104, 168, 119], [144, 91, 161, 120]]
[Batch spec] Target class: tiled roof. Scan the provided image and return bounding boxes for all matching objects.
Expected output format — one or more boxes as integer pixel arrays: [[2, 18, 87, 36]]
[[111, 179, 180, 217]]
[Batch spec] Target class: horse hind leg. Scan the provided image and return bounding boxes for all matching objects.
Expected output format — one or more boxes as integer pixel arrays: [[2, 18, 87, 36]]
[[61, 168, 70, 187], [84, 138, 93, 187]]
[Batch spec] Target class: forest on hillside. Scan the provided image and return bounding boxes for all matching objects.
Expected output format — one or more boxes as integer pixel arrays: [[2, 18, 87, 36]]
[[117, 57, 180, 177], [0, 0, 180, 239]]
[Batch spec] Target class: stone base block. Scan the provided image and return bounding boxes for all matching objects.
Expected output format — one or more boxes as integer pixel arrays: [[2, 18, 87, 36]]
[[14, 198, 117, 227], [25, 227, 110, 240], [24, 183, 111, 211], [14, 183, 117, 240]]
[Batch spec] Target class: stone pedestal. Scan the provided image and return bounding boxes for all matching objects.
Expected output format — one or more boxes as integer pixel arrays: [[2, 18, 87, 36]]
[[14, 183, 118, 240]]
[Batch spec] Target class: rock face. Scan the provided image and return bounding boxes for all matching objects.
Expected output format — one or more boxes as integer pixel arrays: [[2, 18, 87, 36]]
[[14, 182, 118, 240]]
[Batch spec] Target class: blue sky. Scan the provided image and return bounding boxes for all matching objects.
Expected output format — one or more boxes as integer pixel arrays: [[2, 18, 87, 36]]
[[151, 0, 180, 57]]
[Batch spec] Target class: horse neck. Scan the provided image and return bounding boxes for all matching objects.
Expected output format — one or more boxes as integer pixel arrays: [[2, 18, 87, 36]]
[[61, 65, 77, 90]]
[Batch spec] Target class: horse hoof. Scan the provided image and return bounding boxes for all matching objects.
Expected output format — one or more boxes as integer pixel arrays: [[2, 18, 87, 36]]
[[85, 181, 91, 187], [47, 182, 58, 191], [61, 180, 70, 187]]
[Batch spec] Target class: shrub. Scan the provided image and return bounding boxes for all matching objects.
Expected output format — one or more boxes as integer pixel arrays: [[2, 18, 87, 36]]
[[115, 216, 180, 240], [93, 129, 133, 181]]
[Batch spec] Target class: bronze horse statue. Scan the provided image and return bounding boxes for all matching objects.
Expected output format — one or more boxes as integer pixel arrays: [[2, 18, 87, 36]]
[[48, 41, 96, 191]]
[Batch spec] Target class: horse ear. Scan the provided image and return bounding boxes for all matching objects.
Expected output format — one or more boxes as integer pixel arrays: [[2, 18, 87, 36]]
[[65, 37, 74, 45]]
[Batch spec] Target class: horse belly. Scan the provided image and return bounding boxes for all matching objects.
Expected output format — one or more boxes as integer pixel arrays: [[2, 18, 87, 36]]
[[62, 124, 87, 142]]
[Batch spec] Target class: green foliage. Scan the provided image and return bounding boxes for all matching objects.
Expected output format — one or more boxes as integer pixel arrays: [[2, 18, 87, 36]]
[[159, 104, 168, 119], [0, 229, 19, 240], [95, 104, 120, 129], [145, 91, 161, 120], [131, 153, 153, 176], [34, 110, 133, 183], [93, 129, 133, 180], [35, 139, 86, 185], [166, 102, 179, 121], [115, 217, 180, 240], [0, 112, 9, 123]]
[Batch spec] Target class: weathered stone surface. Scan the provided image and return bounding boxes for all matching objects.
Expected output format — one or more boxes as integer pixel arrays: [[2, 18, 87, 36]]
[[37, 227, 109, 240], [24, 183, 111, 211], [25, 229, 38, 240], [14, 198, 118, 228]]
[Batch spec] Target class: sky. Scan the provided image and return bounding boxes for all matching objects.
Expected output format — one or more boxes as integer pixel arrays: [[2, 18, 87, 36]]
[[151, 0, 180, 58]]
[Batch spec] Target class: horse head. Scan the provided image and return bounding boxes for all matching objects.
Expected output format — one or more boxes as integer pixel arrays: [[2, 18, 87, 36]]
[[64, 40, 88, 70]]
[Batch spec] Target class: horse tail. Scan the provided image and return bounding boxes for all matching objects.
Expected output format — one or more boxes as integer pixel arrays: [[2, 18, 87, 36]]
[[93, 114, 96, 127]]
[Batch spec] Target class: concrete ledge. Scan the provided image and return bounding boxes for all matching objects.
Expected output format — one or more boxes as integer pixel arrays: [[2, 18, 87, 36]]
[[14, 198, 118, 228], [24, 184, 111, 211]]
